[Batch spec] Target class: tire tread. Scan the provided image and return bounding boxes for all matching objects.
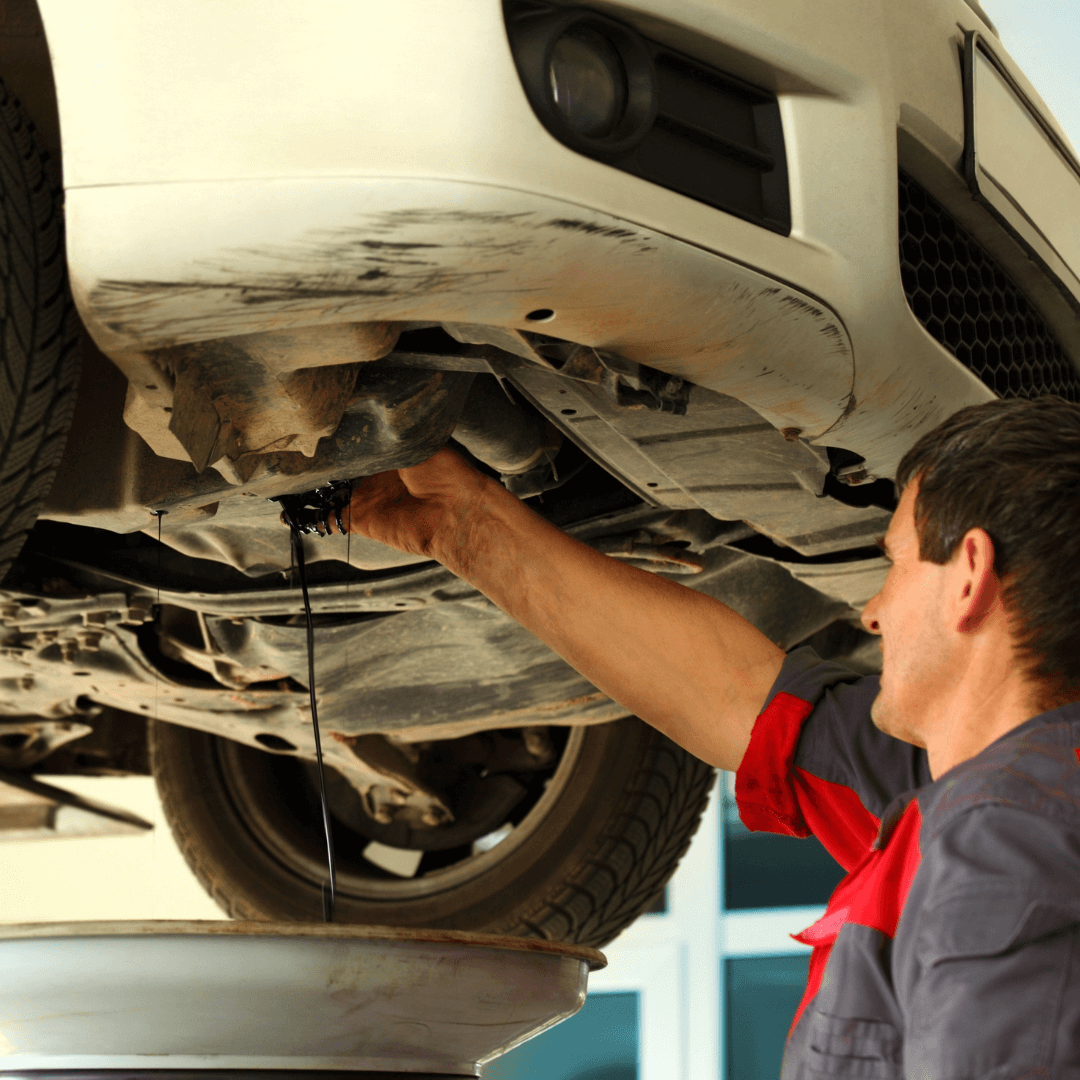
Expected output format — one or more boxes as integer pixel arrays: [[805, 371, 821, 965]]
[[507, 733, 715, 947], [0, 77, 79, 583]]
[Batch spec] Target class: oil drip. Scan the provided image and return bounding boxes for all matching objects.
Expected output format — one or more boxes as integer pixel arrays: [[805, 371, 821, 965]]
[[150, 510, 167, 725], [344, 482, 353, 724], [271, 482, 354, 921], [288, 522, 338, 921]]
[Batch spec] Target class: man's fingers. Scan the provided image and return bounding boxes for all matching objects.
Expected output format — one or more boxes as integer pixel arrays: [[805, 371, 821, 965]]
[[343, 470, 421, 546], [300, 448, 482, 554]]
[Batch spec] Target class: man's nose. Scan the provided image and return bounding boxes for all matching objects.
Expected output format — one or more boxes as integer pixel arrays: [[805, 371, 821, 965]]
[[861, 593, 883, 635]]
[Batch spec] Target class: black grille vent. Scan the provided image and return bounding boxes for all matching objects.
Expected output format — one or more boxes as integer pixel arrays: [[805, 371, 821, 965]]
[[899, 171, 1080, 402], [629, 51, 790, 235]]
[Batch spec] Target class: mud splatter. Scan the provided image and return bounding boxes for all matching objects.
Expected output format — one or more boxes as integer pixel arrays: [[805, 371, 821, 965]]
[[545, 218, 638, 240]]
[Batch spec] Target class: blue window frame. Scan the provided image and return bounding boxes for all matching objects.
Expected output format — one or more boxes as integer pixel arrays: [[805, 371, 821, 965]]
[[722, 784, 845, 910], [483, 990, 639, 1080], [724, 955, 810, 1079]]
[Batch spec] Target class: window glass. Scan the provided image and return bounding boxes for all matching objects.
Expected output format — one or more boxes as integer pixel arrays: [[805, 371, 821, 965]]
[[482, 990, 639, 1080], [721, 774, 845, 910], [725, 955, 810, 1079]]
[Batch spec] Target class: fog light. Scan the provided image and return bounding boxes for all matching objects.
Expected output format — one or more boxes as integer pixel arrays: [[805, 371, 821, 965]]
[[504, 6, 656, 157], [548, 28, 626, 139]]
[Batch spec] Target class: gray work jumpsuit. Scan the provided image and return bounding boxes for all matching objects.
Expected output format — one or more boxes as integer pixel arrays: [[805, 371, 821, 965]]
[[736, 648, 1080, 1078]]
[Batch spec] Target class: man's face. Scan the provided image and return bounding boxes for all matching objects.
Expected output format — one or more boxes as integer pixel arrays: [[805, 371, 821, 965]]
[[861, 482, 953, 746]]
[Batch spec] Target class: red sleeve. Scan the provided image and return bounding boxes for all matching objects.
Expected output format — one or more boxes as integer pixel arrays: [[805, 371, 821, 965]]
[[735, 691, 814, 839], [734, 649, 930, 873]]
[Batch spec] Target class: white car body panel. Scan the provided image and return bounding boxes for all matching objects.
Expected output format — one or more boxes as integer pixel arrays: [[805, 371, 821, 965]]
[[37, 0, 1022, 480]]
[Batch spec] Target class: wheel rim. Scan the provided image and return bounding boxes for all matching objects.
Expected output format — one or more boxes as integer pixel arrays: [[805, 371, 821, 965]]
[[217, 726, 589, 903]]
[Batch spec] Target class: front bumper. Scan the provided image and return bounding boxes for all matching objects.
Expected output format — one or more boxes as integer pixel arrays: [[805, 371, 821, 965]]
[[39, 0, 1001, 480]]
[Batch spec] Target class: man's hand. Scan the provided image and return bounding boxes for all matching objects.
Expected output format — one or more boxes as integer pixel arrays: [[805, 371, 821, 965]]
[[331, 445, 784, 772], [336, 448, 490, 561]]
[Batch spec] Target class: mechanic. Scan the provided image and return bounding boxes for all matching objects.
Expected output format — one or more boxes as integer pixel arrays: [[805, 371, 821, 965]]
[[325, 394, 1080, 1077]]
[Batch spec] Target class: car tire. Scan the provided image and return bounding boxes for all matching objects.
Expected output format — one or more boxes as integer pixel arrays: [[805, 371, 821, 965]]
[[0, 78, 79, 582], [150, 716, 715, 947]]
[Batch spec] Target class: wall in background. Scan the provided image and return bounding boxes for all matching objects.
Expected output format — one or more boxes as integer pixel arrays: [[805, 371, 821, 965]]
[[485, 992, 639, 1080], [0, 776, 223, 923]]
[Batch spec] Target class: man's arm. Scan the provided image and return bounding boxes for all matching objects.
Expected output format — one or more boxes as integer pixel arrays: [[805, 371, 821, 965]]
[[335, 447, 785, 771]]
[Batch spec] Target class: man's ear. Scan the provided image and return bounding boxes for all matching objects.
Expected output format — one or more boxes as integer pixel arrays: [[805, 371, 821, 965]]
[[956, 528, 1000, 634]]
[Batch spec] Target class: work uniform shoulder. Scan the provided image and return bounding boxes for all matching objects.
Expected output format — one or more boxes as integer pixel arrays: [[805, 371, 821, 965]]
[[900, 769, 1080, 979], [919, 707, 1080, 843], [762, 645, 869, 709], [892, 709, 1080, 1080], [902, 710, 1080, 955], [895, 789, 1080, 1080]]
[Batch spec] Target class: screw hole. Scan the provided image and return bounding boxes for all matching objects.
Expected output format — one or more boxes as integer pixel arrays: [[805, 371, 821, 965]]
[[145, 384, 157, 390], [560, 408, 577, 415], [254, 733, 297, 752], [525, 308, 555, 322], [73, 670, 92, 676], [646, 482, 659, 488]]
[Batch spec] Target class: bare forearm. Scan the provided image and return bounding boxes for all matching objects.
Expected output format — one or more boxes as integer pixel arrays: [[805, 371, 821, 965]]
[[434, 474, 783, 770]]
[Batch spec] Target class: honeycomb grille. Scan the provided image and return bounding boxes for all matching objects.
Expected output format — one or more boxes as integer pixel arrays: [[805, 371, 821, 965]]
[[899, 171, 1080, 402]]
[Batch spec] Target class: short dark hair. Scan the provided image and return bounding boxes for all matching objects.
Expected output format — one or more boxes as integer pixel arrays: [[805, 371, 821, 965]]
[[895, 395, 1080, 710]]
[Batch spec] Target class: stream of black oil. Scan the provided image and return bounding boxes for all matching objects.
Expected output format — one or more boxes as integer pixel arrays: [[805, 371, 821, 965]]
[[289, 521, 338, 921], [156, 503, 340, 920]]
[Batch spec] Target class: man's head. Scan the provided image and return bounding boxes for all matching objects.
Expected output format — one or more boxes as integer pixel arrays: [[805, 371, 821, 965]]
[[861, 396, 1080, 746]]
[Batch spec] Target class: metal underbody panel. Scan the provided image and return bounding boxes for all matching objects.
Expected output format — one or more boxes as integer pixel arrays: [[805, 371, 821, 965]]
[[1, 504, 867, 756], [504, 358, 892, 556], [45, 331, 892, 567]]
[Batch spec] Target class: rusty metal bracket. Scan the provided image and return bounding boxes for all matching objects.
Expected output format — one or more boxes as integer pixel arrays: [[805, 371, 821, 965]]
[[518, 337, 692, 415], [0, 720, 93, 770]]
